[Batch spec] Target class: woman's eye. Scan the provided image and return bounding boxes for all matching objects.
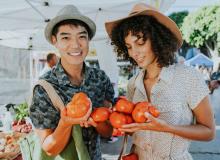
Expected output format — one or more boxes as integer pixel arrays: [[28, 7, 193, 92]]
[[137, 38, 145, 45], [126, 46, 131, 50]]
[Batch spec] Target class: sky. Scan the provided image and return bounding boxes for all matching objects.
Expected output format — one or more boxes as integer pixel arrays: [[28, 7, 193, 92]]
[[166, 0, 220, 14]]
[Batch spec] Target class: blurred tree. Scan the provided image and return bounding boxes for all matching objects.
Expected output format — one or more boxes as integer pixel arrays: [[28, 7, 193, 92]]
[[169, 11, 191, 57], [181, 5, 220, 70], [169, 11, 189, 28]]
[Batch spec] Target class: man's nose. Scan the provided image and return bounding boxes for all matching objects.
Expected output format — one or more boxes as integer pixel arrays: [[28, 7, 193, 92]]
[[70, 37, 80, 49]]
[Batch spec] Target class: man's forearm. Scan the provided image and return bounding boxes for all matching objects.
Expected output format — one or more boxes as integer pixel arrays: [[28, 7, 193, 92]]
[[42, 120, 72, 156]]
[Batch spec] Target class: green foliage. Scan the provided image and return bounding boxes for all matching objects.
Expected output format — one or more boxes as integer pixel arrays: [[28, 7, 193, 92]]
[[169, 11, 189, 28], [14, 102, 29, 121], [181, 5, 220, 54], [169, 11, 190, 57]]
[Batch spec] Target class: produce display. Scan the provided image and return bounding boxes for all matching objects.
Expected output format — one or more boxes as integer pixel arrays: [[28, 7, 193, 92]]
[[11, 120, 32, 133], [0, 132, 23, 159]]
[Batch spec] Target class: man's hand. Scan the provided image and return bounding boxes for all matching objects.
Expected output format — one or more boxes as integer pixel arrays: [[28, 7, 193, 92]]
[[80, 117, 98, 128], [60, 105, 92, 127]]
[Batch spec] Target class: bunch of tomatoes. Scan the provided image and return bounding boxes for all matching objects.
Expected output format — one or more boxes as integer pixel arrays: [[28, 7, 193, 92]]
[[66, 92, 160, 160], [66, 92, 160, 136]]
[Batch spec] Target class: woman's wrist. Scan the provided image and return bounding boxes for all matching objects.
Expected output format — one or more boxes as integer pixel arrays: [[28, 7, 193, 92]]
[[163, 123, 174, 133]]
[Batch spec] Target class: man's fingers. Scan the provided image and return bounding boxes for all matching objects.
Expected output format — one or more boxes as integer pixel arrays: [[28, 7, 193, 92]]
[[88, 117, 97, 127], [61, 107, 67, 117], [84, 122, 89, 128]]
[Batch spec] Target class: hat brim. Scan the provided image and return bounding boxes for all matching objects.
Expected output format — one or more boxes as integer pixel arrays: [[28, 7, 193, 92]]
[[45, 14, 96, 44], [105, 10, 183, 48]]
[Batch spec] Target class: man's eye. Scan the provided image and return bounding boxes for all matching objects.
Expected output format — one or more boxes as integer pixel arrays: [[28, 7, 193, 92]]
[[80, 35, 87, 39], [62, 37, 69, 40]]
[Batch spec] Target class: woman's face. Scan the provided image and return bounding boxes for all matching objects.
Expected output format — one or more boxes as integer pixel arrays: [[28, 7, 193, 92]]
[[125, 32, 157, 69]]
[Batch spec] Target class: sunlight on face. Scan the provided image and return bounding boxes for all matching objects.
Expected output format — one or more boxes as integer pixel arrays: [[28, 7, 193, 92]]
[[125, 32, 156, 69], [52, 24, 89, 65]]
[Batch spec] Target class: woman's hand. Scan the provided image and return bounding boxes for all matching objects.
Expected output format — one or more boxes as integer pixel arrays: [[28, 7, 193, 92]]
[[119, 112, 170, 133]]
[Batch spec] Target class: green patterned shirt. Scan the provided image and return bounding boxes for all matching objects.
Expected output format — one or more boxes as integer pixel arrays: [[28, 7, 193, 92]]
[[30, 60, 114, 160]]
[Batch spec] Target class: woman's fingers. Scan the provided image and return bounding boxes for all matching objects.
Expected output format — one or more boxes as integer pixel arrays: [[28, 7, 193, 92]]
[[144, 112, 156, 122]]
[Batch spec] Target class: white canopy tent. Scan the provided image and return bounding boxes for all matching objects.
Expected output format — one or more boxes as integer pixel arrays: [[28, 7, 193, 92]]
[[0, 0, 176, 104], [0, 0, 175, 50]]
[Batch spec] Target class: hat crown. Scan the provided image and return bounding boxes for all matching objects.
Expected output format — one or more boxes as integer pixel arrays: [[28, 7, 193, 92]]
[[57, 5, 81, 17], [129, 3, 157, 15]]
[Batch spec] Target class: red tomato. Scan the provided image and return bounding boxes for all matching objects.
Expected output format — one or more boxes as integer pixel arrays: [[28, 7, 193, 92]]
[[125, 115, 134, 124], [91, 107, 111, 122], [122, 153, 138, 160], [132, 102, 149, 123], [109, 112, 127, 128], [148, 105, 160, 117], [115, 98, 134, 114], [67, 92, 91, 118], [71, 92, 90, 106], [112, 128, 124, 137]]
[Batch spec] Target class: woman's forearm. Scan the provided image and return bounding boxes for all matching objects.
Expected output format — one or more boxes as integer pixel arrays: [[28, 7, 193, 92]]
[[166, 123, 215, 141]]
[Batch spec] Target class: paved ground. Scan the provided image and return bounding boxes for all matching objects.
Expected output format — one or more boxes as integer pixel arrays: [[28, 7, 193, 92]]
[[101, 88, 220, 160]]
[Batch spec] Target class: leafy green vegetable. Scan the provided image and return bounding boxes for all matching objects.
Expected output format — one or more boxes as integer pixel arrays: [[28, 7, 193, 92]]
[[14, 102, 29, 121]]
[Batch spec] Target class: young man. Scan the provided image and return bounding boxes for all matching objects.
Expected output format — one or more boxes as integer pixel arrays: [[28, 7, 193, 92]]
[[39, 53, 58, 76], [30, 5, 114, 160]]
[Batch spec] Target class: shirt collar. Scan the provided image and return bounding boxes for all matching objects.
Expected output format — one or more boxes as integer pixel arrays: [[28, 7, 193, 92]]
[[135, 64, 175, 91], [53, 59, 90, 86], [158, 64, 175, 85]]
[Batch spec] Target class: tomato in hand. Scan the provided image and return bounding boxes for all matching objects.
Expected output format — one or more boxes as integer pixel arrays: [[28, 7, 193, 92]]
[[148, 105, 160, 118], [91, 107, 111, 122], [115, 97, 134, 114], [109, 112, 127, 128], [125, 115, 134, 124], [132, 102, 149, 123], [66, 92, 91, 118], [112, 128, 125, 136]]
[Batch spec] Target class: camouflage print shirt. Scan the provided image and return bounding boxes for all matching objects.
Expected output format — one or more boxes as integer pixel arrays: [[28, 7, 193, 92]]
[[29, 60, 115, 160]]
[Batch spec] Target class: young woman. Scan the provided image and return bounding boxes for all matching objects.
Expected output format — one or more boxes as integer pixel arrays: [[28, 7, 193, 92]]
[[105, 3, 215, 160]]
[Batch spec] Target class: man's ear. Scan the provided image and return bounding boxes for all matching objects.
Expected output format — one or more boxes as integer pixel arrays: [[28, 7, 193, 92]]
[[51, 35, 57, 45]]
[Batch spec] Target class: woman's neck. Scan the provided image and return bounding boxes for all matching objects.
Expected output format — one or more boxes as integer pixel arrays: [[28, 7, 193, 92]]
[[144, 62, 161, 80]]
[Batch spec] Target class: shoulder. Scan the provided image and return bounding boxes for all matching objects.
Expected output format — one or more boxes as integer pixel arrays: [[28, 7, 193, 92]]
[[39, 68, 59, 85], [127, 71, 141, 87], [174, 64, 202, 78]]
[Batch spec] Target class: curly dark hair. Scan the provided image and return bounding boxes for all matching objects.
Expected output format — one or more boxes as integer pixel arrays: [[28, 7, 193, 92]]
[[110, 15, 179, 67]]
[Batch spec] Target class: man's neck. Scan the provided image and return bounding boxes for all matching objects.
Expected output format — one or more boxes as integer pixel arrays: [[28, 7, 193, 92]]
[[61, 58, 84, 81]]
